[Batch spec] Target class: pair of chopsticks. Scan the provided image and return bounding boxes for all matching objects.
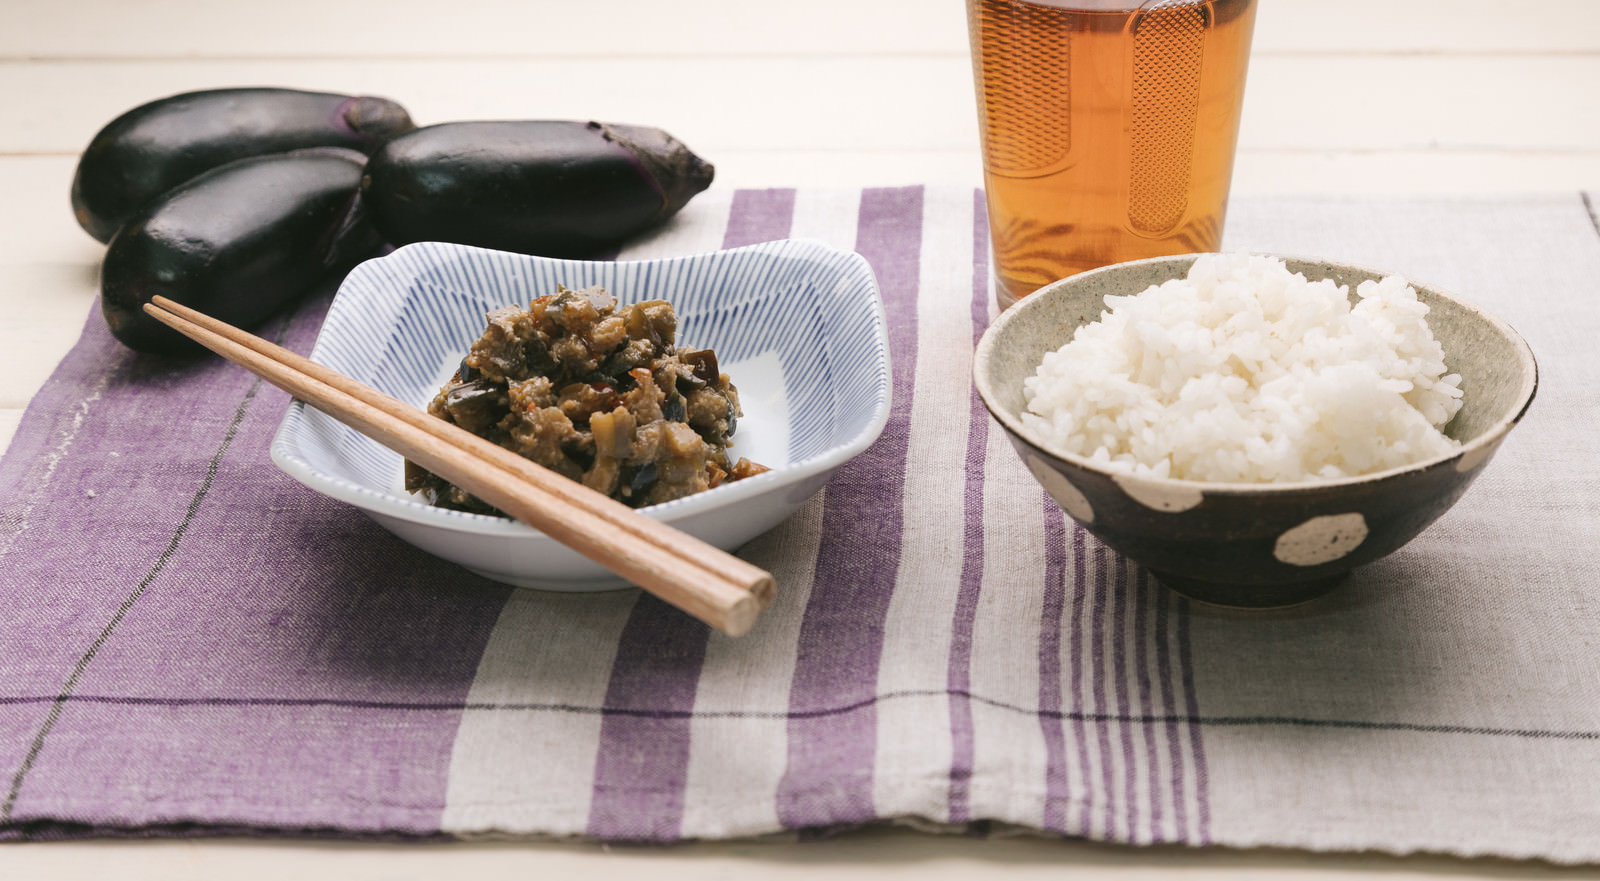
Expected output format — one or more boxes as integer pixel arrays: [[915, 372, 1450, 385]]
[[143, 295, 775, 637]]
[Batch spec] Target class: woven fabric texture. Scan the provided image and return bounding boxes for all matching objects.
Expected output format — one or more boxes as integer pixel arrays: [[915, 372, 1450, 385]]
[[2, 187, 1597, 861]]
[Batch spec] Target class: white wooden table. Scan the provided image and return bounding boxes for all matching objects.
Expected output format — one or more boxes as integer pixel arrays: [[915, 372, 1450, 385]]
[[3, 1, 1597, 876]]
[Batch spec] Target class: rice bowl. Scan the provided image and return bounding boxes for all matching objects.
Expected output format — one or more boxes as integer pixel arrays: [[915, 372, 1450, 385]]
[[973, 253, 1537, 607]]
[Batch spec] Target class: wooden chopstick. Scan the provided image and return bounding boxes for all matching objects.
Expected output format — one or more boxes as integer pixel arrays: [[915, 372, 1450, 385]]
[[142, 296, 775, 637]]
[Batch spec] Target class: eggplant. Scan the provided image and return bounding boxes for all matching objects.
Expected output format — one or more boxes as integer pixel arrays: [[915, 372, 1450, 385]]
[[100, 148, 382, 355], [360, 120, 714, 258], [72, 87, 414, 243]]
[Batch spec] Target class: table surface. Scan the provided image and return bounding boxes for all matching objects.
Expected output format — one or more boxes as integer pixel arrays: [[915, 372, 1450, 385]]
[[3, 1, 1598, 877]]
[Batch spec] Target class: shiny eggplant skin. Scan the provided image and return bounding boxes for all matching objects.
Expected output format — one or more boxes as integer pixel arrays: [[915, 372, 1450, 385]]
[[361, 120, 715, 258], [100, 149, 382, 355], [72, 87, 414, 243]]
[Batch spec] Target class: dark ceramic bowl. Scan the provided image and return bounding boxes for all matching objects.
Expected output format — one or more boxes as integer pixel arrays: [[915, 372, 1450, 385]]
[[973, 254, 1538, 608]]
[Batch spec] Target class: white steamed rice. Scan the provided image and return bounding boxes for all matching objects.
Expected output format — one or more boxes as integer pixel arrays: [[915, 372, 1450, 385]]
[[1020, 254, 1464, 483]]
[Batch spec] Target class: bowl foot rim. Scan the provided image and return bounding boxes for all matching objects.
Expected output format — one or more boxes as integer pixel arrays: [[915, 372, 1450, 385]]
[[461, 566, 640, 594], [1151, 569, 1349, 609]]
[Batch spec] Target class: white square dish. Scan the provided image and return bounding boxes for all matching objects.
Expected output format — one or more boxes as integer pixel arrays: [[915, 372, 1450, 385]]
[[271, 238, 890, 591]]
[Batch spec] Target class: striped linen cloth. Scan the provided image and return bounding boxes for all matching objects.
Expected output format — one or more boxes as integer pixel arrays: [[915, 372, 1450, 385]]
[[1, 186, 1598, 861]]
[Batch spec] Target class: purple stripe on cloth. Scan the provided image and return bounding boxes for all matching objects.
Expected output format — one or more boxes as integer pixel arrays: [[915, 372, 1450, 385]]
[[1133, 568, 1164, 841], [1114, 554, 1138, 841], [0, 291, 511, 838], [1155, 584, 1188, 840], [584, 187, 796, 842], [1178, 598, 1211, 843], [722, 188, 798, 248], [1038, 500, 1071, 832], [946, 188, 991, 823], [586, 596, 711, 842], [776, 186, 924, 830], [1067, 521, 1092, 836], [1, 322, 271, 825], [1090, 544, 1116, 838]]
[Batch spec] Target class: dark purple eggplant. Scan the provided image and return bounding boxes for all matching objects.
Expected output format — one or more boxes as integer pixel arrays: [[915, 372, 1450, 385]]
[[360, 120, 714, 258], [100, 148, 382, 355], [72, 87, 414, 243]]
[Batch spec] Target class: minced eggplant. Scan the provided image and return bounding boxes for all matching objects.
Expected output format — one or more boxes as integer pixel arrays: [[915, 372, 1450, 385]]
[[406, 285, 769, 514]]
